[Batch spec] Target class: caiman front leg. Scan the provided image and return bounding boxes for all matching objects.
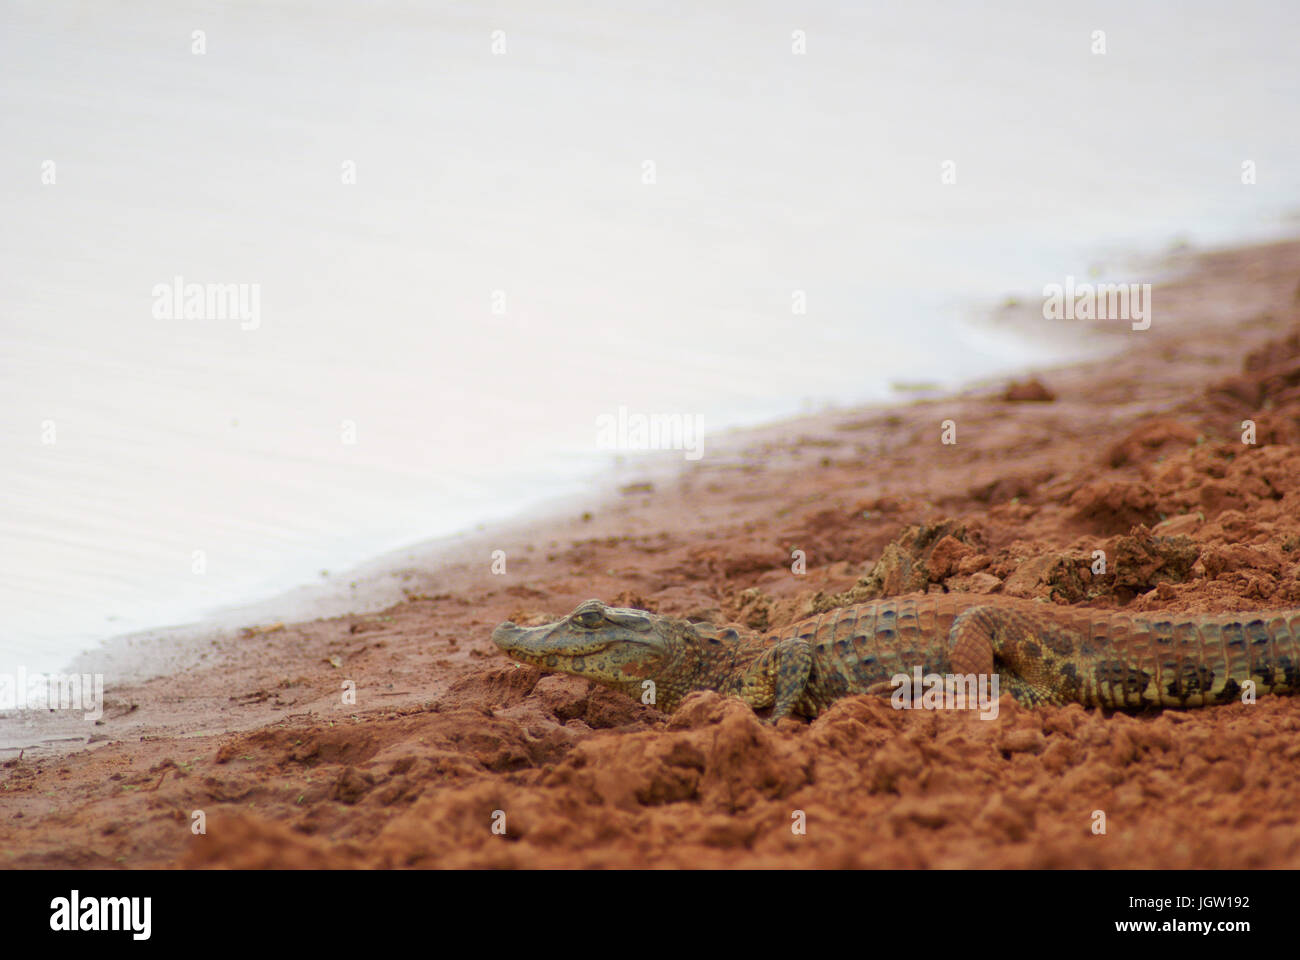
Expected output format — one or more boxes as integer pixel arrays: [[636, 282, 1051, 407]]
[[948, 606, 1076, 706], [736, 638, 813, 722]]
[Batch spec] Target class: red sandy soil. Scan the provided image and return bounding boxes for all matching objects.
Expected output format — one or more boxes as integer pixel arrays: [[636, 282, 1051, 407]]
[[5, 240, 1300, 868]]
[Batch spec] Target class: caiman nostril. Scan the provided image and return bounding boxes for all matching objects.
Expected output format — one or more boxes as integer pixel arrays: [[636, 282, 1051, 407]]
[[490, 622, 519, 647]]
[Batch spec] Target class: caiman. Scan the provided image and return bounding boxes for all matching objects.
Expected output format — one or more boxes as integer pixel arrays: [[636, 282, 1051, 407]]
[[491, 594, 1300, 721]]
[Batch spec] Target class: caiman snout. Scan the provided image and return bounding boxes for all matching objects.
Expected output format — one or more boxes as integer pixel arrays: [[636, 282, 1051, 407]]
[[491, 613, 620, 658], [491, 618, 569, 653], [491, 621, 522, 648]]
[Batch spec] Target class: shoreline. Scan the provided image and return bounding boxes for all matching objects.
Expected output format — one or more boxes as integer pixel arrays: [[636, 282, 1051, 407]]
[[50, 236, 1158, 687], [14, 224, 1293, 685], [34, 216, 1295, 687], [5, 234, 1300, 867], [25, 226, 1229, 683]]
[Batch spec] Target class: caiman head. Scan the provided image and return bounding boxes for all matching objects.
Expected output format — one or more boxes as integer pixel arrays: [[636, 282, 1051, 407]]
[[492, 599, 703, 708]]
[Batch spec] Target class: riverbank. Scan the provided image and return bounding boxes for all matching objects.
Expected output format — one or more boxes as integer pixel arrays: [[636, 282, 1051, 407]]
[[4, 236, 1300, 868]]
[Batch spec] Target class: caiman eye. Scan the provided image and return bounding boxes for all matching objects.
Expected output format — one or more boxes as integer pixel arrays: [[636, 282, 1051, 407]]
[[575, 610, 605, 629]]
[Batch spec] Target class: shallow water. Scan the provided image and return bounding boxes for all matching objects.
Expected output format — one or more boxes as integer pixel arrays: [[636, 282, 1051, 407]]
[[2, 0, 1298, 673]]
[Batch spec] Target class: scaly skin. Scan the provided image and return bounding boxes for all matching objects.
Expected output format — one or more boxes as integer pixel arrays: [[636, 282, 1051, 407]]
[[491, 594, 1300, 720]]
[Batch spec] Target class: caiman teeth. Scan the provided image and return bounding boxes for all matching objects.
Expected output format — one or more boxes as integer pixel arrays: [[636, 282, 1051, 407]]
[[552, 643, 612, 656], [508, 643, 612, 661]]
